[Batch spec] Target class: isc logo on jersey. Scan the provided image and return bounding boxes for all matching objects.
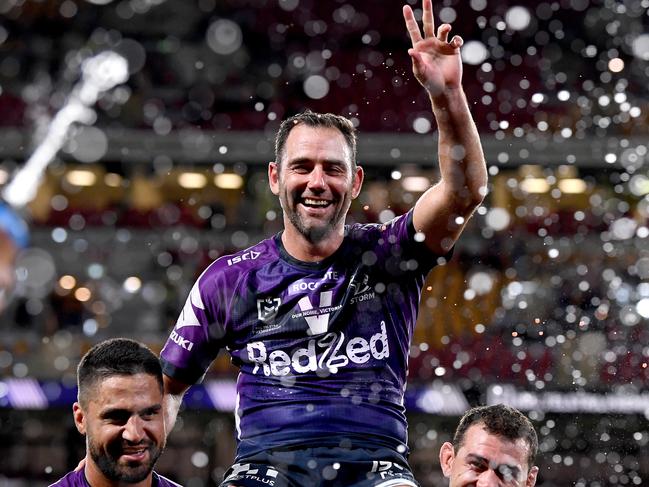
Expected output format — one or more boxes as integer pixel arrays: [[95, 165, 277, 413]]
[[227, 250, 261, 266], [246, 321, 390, 377]]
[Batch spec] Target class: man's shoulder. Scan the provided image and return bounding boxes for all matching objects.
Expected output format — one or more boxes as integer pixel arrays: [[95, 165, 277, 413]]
[[346, 211, 413, 242], [154, 471, 184, 487], [48, 470, 87, 487], [202, 237, 279, 281], [345, 221, 382, 242]]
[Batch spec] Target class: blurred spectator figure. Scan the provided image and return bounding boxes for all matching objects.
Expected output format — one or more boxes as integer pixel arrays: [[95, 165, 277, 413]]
[[439, 404, 538, 487], [0, 200, 29, 313]]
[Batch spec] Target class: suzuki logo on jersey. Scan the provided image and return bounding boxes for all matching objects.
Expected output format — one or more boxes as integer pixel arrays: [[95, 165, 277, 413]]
[[246, 321, 390, 376], [170, 330, 194, 351], [257, 297, 281, 323], [227, 250, 261, 266]]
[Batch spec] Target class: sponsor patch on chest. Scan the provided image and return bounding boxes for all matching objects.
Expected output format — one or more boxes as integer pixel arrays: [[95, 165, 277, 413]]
[[246, 321, 390, 376]]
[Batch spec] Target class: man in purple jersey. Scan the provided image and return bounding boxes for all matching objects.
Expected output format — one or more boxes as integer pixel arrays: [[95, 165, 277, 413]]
[[50, 338, 181, 487], [440, 405, 538, 487], [161, 0, 487, 485]]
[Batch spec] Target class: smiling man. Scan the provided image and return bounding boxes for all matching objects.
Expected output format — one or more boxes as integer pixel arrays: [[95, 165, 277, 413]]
[[161, 1, 487, 485], [51, 338, 181, 487], [440, 405, 539, 487]]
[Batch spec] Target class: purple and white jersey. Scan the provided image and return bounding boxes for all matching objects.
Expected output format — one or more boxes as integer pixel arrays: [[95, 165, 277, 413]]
[[161, 210, 442, 460], [49, 470, 182, 486]]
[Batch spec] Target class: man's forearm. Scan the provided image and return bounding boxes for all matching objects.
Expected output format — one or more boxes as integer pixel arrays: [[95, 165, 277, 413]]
[[163, 392, 184, 434], [404, 0, 487, 253], [162, 372, 191, 435], [431, 87, 487, 208]]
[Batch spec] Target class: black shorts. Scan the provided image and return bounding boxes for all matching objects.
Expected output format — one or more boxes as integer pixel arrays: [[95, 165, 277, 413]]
[[219, 446, 419, 487]]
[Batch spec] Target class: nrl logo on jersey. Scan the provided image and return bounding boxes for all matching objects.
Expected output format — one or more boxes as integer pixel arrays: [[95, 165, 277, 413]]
[[257, 297, 281, 323], [254, 297, 282, 335]]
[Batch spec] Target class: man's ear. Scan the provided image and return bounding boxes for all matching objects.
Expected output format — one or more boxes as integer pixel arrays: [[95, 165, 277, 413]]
[[73, 402, 86, 435], [351, 165, 364, 199], [439, 442, 456, 478], [268, 162, 280, 195], [526, 465, 539, 487]]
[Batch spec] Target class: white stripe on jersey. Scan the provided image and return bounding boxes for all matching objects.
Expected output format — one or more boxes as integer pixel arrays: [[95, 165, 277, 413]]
[[175, 281, 204, 329], [234, 379, 242, 440]]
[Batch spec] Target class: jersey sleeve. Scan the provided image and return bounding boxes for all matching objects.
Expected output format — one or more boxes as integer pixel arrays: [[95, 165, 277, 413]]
[[373, 209, 452, 277], [160, 266, 227, 385]]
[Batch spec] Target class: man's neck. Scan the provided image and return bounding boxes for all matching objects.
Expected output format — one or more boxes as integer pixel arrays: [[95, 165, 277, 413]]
[[281, 225, 344, 262]]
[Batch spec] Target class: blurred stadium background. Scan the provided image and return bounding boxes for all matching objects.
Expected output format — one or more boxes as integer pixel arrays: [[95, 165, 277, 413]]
[[1, 0, 649, 485]]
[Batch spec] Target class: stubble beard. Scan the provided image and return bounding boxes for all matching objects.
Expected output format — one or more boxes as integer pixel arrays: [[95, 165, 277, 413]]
[[286, 206, 338, 243], [283, 192, 350, 244], [89, 440, 161, 484]]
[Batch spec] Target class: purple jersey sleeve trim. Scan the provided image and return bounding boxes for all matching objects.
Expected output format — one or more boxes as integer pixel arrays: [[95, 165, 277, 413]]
[[48, 469, 88, 486], [161, 240, 277, 385], [154, 471, 184, 486], [400, 208, 454, 265], [160, 359, 206, 385]]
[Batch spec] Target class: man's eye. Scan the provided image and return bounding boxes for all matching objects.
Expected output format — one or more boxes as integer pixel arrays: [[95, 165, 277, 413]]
[[497, 466, 517, 483], [328, 165, 347, 175], [469, 461, 485, 471], [106, 416, 128, 425]]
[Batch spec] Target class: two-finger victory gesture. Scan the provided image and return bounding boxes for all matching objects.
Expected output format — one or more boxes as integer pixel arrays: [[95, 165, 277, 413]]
[[403, 0, 464, 97]]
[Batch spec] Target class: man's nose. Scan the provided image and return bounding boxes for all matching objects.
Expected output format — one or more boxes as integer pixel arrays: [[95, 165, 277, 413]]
[[122, 416, 145, 443], [476, 469, 502, 487], [307, 165, 326, 190]]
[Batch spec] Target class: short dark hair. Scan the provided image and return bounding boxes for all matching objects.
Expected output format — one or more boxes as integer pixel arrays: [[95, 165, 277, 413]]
[[77, 338, 163, 407], [274, 110, 357, 166], [453, 404, 538, 469]]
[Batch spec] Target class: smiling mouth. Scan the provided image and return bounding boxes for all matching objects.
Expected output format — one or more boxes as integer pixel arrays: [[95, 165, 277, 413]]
[[120, 447, 148, 462], [301, 198, 332, 208]]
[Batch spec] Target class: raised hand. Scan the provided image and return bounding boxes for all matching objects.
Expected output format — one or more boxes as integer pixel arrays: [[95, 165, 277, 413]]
[[403, 0, 463, 97]]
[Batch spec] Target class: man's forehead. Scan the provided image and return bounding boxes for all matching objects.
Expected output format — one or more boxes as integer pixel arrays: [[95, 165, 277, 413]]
[[459, 424, 530, 468], [283, 125, 352, 161], [88, 373, 162, 406], [286, 123, 345, 140]]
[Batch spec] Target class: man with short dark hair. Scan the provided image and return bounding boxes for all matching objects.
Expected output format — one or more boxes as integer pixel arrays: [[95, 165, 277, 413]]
[[439, 404, 539, 487], [51, 338, 181, 487], [161, 1, 488, 485]]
